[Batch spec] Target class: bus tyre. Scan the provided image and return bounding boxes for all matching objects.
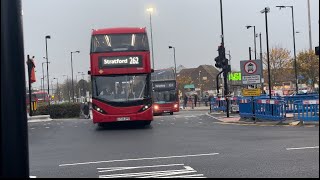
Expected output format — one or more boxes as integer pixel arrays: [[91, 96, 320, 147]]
[[144, 121, 152, 126], [98, 123, 105, 127], [170, 112, 174, 115]]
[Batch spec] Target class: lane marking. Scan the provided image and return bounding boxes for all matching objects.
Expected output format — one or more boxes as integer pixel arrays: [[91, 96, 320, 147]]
[[286, 146, 319, 150], [98, 165, 205, 178], [45, 127, 50, 129], [98, 164, 184, 172], [59, 152, 219, 167], [30, 176, 37, 178]]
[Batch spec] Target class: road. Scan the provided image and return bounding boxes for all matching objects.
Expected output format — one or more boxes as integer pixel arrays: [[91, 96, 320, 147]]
[[28, 111, 319, 178]]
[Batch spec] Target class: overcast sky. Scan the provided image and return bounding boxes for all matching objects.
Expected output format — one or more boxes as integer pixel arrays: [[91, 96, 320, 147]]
[[22, 0, 319, 88]]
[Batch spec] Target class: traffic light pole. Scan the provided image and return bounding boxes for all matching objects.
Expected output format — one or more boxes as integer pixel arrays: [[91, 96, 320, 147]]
[[27, 55, 33, 116], [1, 0, 30, 177], [219, 0, 230, 118]]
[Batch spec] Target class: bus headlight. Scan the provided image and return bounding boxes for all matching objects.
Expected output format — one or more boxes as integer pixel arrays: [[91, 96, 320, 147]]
[[154, 105, 159, 110], [174, 104, 178, 108], [92, 104, 107, 114], [139, 104, 151, 112]]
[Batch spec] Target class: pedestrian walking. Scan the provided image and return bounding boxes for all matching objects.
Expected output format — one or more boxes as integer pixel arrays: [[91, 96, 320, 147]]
[[183, 94, 188, 109]]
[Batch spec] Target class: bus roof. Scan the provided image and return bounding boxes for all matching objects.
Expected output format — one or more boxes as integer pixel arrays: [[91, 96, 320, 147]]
[[92, 27, 146, 35]]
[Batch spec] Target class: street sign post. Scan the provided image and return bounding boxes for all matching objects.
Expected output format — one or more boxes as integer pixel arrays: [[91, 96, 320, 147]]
[[240, 60, 263, 85], [242, 89, 261, 96]]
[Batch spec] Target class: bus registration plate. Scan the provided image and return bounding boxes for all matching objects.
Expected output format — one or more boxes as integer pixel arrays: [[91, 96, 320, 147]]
[[117, 117, 130, 121]]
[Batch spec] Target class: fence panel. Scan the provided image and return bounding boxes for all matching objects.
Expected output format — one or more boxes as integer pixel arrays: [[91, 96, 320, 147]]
[[294, 100, 319, 121]]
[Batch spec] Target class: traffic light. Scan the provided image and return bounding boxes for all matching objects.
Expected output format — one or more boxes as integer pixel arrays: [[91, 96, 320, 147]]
[[215, 56, 223, 68], [218, 45, 225, 59], [215, 45, 226, 69]]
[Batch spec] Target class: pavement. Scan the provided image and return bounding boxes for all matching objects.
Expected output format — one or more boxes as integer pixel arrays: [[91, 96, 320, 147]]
[[180, 106, 210, 111], [207, 112, 319, 127]]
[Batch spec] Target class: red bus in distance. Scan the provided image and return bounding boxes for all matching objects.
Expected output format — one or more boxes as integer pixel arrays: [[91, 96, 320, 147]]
[[151, 69, 179, 115], [90, 27, 153, 126]]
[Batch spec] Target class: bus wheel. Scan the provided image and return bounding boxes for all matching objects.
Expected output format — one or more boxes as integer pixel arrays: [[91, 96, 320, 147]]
[[98, 123, 105, 127], [144, 121, 152, 126], [170, 112, 174, 115]]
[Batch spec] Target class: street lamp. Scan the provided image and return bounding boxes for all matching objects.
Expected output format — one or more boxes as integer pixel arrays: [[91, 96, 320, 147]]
[[42, 57, 50, 99], [147, 7, 155, 69], [70, 50, 80, 102], [53, 78, 60, 102], [245, 25, 257, 60], [45, 35, 51, 106], [63, 75, 70, 102], [276, 5, 298, 94], [168, 46, 177, 78], [261, 7, 272, 99], [78, 72, 85, 97], [199, 70, 202, 97]]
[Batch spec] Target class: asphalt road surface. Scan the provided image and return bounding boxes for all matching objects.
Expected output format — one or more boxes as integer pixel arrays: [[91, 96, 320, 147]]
[[28, 111, 319, 178]]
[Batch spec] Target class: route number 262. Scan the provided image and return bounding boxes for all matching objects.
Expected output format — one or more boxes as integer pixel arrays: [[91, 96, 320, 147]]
[[129, 57, 139, 65]]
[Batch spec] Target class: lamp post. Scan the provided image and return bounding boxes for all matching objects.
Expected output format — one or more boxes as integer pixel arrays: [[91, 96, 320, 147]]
[[78, 72, 85, 97], [147, 8, 155, 69], [53, 78, 59, 102], [261, 7, 272, 99], [199, 70, 202, 97], [168, 46, 177, 78], [276, 5, 298, 94], [307, 0, 312, 51], [70, 51, 80, 102], [63, 75, 70, 102], [259, 33, 263, 60], [246, 25, 257, 60], [42, 57, 50, 100], [45, 35, 51, 106]]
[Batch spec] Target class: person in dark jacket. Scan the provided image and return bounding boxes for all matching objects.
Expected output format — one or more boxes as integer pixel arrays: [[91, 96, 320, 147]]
[[194, 94, 198, 107], [183, 94, 188, 109]]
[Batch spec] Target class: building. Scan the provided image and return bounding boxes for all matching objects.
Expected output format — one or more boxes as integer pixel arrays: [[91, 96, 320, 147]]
[[177, 65, 223, 96]]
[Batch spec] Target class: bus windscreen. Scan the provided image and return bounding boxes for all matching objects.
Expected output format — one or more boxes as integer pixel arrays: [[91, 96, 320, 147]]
[[91, 33, 149, 53]]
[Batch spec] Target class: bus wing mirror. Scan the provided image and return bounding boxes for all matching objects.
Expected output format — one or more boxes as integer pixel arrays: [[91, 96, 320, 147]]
[[88, 70, 91, 75], [151, 69, 155, 73]]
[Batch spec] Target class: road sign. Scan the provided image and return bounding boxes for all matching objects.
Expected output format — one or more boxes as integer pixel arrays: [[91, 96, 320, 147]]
[[240, 60, 262, 85], [244, 61, 257, 74], [242, 89, 261, 96], [242, 75, 261, 84]]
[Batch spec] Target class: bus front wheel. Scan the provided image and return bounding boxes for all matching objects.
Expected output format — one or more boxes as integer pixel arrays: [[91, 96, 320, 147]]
[[144, 121, 152, 126], [170, 112, 174, 115]]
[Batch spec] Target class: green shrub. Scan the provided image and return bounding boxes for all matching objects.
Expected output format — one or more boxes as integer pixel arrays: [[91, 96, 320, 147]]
[[33, 103, 81, 119]]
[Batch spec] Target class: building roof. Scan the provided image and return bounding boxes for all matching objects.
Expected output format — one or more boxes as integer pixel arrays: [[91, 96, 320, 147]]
[[198, 65, 220, 78], [178, 68, 196, 76]]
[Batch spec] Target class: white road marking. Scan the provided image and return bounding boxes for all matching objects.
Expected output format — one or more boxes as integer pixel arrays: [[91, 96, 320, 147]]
[[286, 146, 319, 150], [198, 122, 203, 124], [98, 164, 184, 172], [184, 115, 196, 118], [98, 165, 205, 178], [45, 127, 50, 129], [30, 128, 35, 130], [29, 176, 37, 178], [59, 152, 219, 167]]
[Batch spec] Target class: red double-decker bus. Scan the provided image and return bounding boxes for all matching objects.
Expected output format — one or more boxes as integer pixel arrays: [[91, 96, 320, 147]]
[[151, 69, 179, 115], [89, 27, 153, 126]]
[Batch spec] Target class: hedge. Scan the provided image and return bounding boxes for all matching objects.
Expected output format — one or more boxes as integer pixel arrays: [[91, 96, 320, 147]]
[[33, 103, 81, 119]]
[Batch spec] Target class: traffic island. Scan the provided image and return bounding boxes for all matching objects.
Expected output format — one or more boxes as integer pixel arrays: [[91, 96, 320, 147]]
[[207, 112, 318, 127], [28, 115, 52, 122]]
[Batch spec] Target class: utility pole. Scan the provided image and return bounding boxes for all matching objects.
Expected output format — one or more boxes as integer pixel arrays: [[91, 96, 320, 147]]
[[1, 0, 30, 177], [307, 0, 312, 51], [219, 0, 230, 117]]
